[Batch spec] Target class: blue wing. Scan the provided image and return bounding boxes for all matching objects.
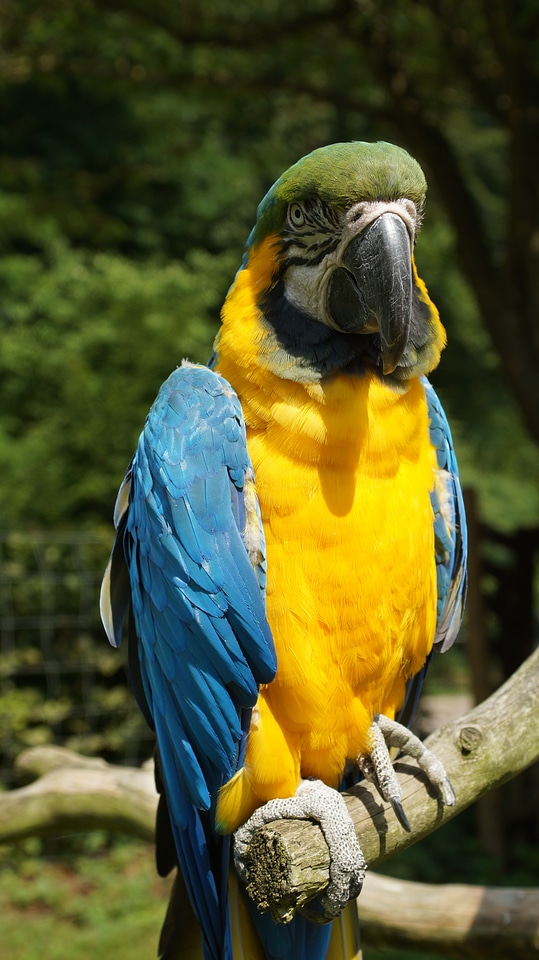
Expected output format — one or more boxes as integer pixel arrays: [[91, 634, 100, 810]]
[[423, 377, 468, 652], [397, 379, 467, 727], [100, 362, 276, 960]]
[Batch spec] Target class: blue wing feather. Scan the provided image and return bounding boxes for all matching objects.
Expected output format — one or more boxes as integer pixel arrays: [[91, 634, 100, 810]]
[[397, 380, 467, 730], [423, 377, 468, 651], [101, 362, 276, 960], [101, 364, 466, 960]]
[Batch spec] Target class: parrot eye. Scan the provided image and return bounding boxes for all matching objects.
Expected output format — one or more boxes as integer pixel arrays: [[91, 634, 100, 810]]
[[287, 202, 307, 228]]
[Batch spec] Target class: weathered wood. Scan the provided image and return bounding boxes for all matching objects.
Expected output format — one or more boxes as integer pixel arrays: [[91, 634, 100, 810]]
[[0, 745, 156, 843], [239, 646, 539, 919], [359, 872, 539, 959], [156, 866, 539, 960], [0, 649, 538, 959]]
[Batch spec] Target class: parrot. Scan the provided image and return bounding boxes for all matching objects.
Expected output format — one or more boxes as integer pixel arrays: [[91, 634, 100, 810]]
[[101, 141, 467, 960]]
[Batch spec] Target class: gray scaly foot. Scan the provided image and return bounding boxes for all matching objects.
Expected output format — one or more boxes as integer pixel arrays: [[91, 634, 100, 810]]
[[357, 713, 455, 831], [234, 778, 366, 918]]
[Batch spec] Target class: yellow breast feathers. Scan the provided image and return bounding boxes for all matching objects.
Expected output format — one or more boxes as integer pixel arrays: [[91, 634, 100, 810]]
[[215, 248, 438, 833]]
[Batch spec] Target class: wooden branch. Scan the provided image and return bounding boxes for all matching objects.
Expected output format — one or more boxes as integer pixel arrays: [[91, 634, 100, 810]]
[[2, 650, 537, 870], [0, 746, 157, 843], [239, 646, 539, 921], [359, 872, 539, 959], [1, 651, 538, 960]]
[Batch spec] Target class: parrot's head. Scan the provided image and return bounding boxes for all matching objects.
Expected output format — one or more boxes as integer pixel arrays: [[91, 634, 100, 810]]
[[228, 141, 446, 383]]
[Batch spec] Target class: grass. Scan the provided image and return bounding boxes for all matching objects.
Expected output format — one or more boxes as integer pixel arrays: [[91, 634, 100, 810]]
[[0, 797, 537, 960], [0, 836, 458, 960], [0, 838, 170, 960]]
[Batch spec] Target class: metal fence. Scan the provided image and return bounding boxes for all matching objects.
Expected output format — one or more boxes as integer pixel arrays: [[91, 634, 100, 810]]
[[0, 530, 154, 789]]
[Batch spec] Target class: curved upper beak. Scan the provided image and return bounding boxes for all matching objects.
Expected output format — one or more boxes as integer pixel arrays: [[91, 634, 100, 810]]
[[327, 213, 413, 375]]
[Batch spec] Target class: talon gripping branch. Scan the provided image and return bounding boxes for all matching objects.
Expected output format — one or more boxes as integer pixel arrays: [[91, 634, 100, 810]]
[[101, 142, 467, 960]]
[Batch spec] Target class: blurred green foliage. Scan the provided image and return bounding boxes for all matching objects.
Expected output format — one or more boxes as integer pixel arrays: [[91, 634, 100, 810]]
[[0, 840, 170, 959], [0, 836, 454, 959], [0, 531, 154, 786], [0, 7, 537, 947], [0, 234, 230, 524], [0, 822, 537, 960], [0, 0, 537, 531]]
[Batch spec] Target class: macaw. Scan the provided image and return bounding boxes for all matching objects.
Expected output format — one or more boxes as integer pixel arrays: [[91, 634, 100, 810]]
[[101, 141, 467, 960]]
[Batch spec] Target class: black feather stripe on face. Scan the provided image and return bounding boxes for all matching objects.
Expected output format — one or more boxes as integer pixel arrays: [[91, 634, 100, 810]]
[[257, 271, 443, 385], [257, 281, 382, 382], [281, 198, 343, 269]]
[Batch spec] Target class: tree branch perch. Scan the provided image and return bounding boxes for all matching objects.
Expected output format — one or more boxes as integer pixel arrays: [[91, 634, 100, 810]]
[[238, 646, 539, 920], [359, 872, 539, 959], [0, 746, 156, 844], [0, 649, 538, 958]]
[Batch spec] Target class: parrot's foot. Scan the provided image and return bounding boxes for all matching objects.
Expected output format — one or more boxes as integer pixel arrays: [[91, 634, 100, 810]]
[[233, 779, 366, 919], [357, 714, 455, 831]]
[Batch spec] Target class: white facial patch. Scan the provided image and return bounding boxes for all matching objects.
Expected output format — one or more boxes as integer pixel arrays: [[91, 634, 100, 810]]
[[284, 258, 336, 323], [283, 198, 418, 328]]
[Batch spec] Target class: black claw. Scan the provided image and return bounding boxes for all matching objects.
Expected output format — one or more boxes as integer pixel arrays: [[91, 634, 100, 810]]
[[390, 797, 412, 832]]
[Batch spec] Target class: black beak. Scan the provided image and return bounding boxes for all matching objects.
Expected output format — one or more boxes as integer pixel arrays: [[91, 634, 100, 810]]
[[327, 213, 413, 375]]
